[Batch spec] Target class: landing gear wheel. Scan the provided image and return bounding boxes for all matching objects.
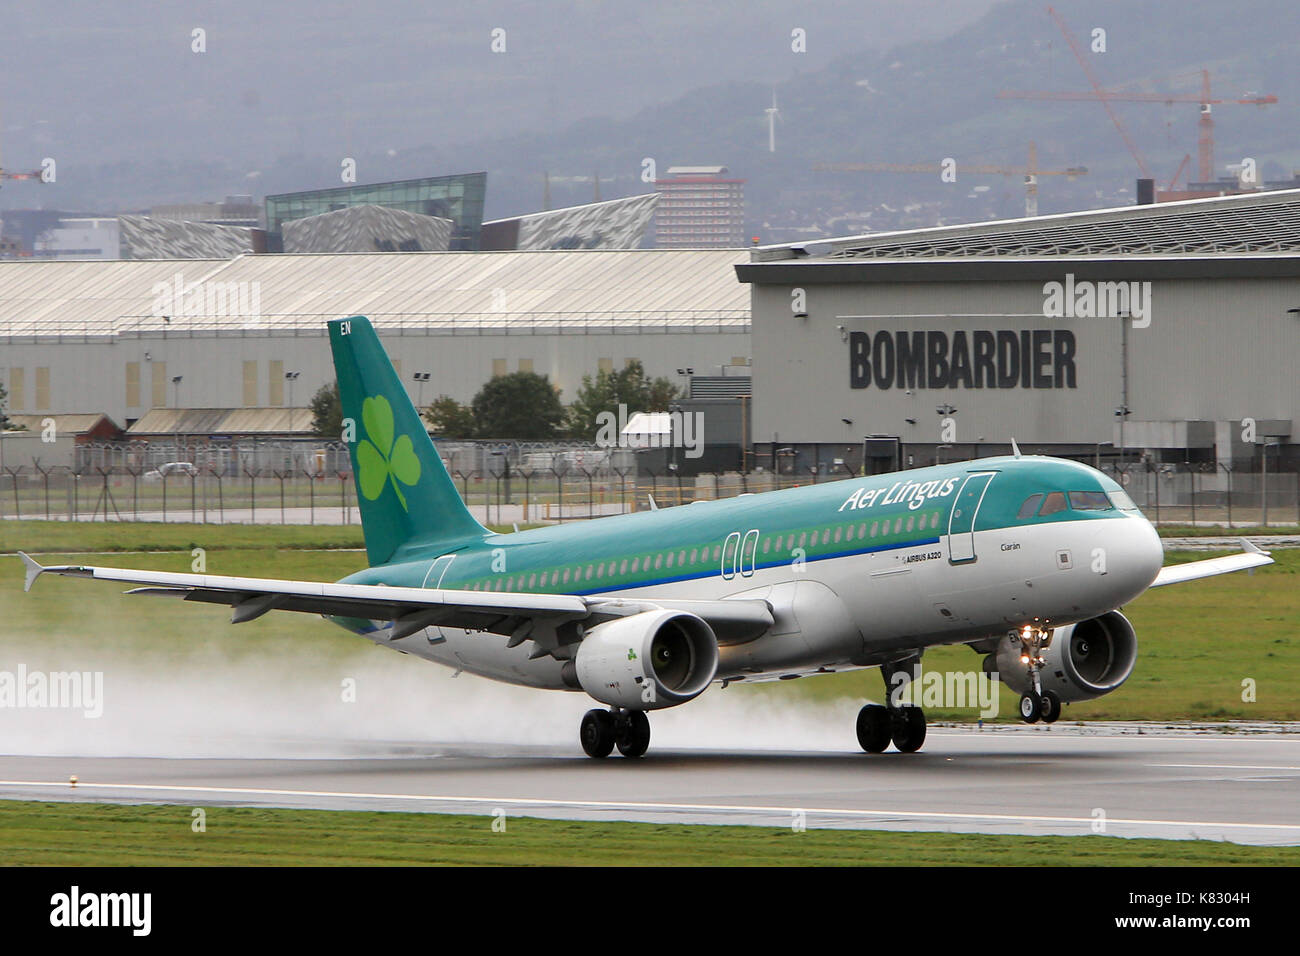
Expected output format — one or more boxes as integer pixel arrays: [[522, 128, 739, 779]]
[[856, 704, 892, 753], [580, 709, 616, 758], [1019, 693, 1042, 724], [615, 710, 651, 758], [1040, 690, 1062, 724], [890, 705, 927, 753]]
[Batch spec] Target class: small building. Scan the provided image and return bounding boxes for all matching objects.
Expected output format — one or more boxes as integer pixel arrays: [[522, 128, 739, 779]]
[[0, 412, 122, 471], [126, 407, 316, 440]]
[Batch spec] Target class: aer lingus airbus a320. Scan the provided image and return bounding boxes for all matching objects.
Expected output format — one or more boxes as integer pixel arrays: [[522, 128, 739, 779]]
[[21, 316, 1274, 757]]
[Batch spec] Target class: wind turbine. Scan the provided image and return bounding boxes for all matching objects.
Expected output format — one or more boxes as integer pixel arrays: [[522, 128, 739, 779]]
[[765, 91, 781, 153]]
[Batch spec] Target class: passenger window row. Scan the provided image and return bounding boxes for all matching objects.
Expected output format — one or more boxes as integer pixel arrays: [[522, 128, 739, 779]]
[[459, 509, 946, 592]]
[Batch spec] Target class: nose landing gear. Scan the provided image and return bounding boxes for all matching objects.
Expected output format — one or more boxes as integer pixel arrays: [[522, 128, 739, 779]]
[[1014, 625, 1062, 724], [1019, 689, 1062, 724]]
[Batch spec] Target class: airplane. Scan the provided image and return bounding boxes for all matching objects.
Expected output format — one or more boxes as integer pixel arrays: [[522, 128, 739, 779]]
[[20, 315, 1274, 758]]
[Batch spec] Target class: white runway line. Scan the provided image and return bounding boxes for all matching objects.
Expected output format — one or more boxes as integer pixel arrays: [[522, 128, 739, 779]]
[[1150, 763, 1300, 771], [2, 779, 1298, 834], [930, 731, 1300, 743]]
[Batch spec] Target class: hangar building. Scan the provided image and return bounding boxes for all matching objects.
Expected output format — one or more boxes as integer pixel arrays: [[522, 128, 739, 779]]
[[0, 248, 750, 433], [736, 189, 1300, 476]]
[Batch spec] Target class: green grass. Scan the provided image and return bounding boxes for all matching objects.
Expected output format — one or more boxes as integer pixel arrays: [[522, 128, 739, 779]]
[[0, 520, 366, 554], [0, 520, 536, 555], [1159, 525, 1300, 537], [0, 546, 372, 669], [0, 800, 1293, 866]]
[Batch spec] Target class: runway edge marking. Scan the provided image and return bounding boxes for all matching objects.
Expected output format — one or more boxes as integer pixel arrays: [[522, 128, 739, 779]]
[[1, 780, 1298, 833]]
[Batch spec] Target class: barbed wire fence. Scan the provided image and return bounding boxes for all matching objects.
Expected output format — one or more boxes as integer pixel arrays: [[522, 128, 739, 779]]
[[0, 439, 1296, 527]]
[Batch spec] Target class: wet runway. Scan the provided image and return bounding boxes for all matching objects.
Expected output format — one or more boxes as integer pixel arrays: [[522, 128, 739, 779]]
[[2, 723, 1298, 845]]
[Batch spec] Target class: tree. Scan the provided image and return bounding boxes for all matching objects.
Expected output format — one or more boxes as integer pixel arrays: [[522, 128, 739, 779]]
[[566, 360, 680, 440], [471, 371, 565, 440], [0, 381, 21, 431], [423, 395, 477, 439], [309, 380, 343, 439]]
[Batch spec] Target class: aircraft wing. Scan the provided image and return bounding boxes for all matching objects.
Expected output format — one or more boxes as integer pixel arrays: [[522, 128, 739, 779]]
[[1148, 538, 1274, 588], [18, 553, 772, 645]]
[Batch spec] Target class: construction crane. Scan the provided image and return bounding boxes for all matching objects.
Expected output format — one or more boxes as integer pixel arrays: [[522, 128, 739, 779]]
[[814, 142, 1087, 217], [1002, 8, 1277, 185], [0, 102, 46, 188], [0, 167, 42, 185]]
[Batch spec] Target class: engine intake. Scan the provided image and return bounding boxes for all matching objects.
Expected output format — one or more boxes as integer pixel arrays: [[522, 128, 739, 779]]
[[992, 610, 1138, 703], [573, 610, 719, 710]]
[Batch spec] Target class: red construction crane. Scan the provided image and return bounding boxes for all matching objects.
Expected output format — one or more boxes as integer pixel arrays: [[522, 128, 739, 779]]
[[0, 168, 42, 184], [0, 105, 47, 187], [1002, 9, 1277, 184]]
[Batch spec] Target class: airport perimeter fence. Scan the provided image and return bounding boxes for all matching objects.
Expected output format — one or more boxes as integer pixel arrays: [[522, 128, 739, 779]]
[[0, 438, 650, 525], [1099, 461, 1300, 528], [0, 441, 1296, 528]]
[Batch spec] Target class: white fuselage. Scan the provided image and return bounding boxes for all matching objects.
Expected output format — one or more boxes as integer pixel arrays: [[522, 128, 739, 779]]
[[363, 511, 1163, 694]]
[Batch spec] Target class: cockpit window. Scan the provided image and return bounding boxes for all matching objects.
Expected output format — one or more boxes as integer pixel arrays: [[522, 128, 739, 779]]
[[1107, 489, 1139, 512], [1017, 494, 1043, 519], [1038, 491, 1068, 516], [1068, 491, 1113, 511]]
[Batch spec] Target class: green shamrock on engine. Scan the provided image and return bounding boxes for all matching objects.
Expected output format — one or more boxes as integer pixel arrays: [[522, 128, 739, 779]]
[[356, 394, 421, 510]]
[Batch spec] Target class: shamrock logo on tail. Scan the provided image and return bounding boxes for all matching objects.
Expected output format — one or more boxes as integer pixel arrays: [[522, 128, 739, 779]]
[[356, 394, 421, 510]]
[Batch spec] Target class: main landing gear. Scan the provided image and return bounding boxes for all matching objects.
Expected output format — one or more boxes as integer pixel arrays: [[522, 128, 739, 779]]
[[1014, 625, 1062, 724], [856, 660, 927, 754], [580, 708, 651, 758]]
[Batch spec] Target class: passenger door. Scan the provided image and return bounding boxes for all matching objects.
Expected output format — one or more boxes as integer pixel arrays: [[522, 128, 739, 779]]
[[947, 473, 996, 564]]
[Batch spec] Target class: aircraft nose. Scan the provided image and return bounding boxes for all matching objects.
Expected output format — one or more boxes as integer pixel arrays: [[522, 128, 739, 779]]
[[1134, 515, 1164, 587]]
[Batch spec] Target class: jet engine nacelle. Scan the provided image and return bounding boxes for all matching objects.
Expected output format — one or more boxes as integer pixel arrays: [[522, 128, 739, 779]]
[[573, 610, 719, 710], [992, 610, 1138, 703]]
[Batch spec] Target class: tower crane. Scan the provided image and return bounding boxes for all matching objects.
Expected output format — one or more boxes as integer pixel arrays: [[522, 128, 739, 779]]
[[814, 142, 1087, 217], [1001, 8, 1277, 185]]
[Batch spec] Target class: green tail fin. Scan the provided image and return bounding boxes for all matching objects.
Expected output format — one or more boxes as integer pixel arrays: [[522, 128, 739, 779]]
[[329, 315, 487, 565]]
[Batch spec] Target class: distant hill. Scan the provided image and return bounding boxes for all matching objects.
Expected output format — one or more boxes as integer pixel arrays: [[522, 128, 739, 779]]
[[436, 0, 1300, 239], [5, 0, 1298, 241], [0, 0, 991, 211]]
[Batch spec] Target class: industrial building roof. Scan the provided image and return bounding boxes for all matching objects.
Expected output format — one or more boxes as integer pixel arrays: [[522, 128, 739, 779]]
[[751, 188, 1300, 261], [0, 248, 751, 340], [127, 407, 315, 436], [3, 413, 119, 436]]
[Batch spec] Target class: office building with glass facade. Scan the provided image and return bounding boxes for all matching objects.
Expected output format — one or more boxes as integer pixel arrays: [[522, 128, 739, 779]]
[[265, 173, 487, 250]]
